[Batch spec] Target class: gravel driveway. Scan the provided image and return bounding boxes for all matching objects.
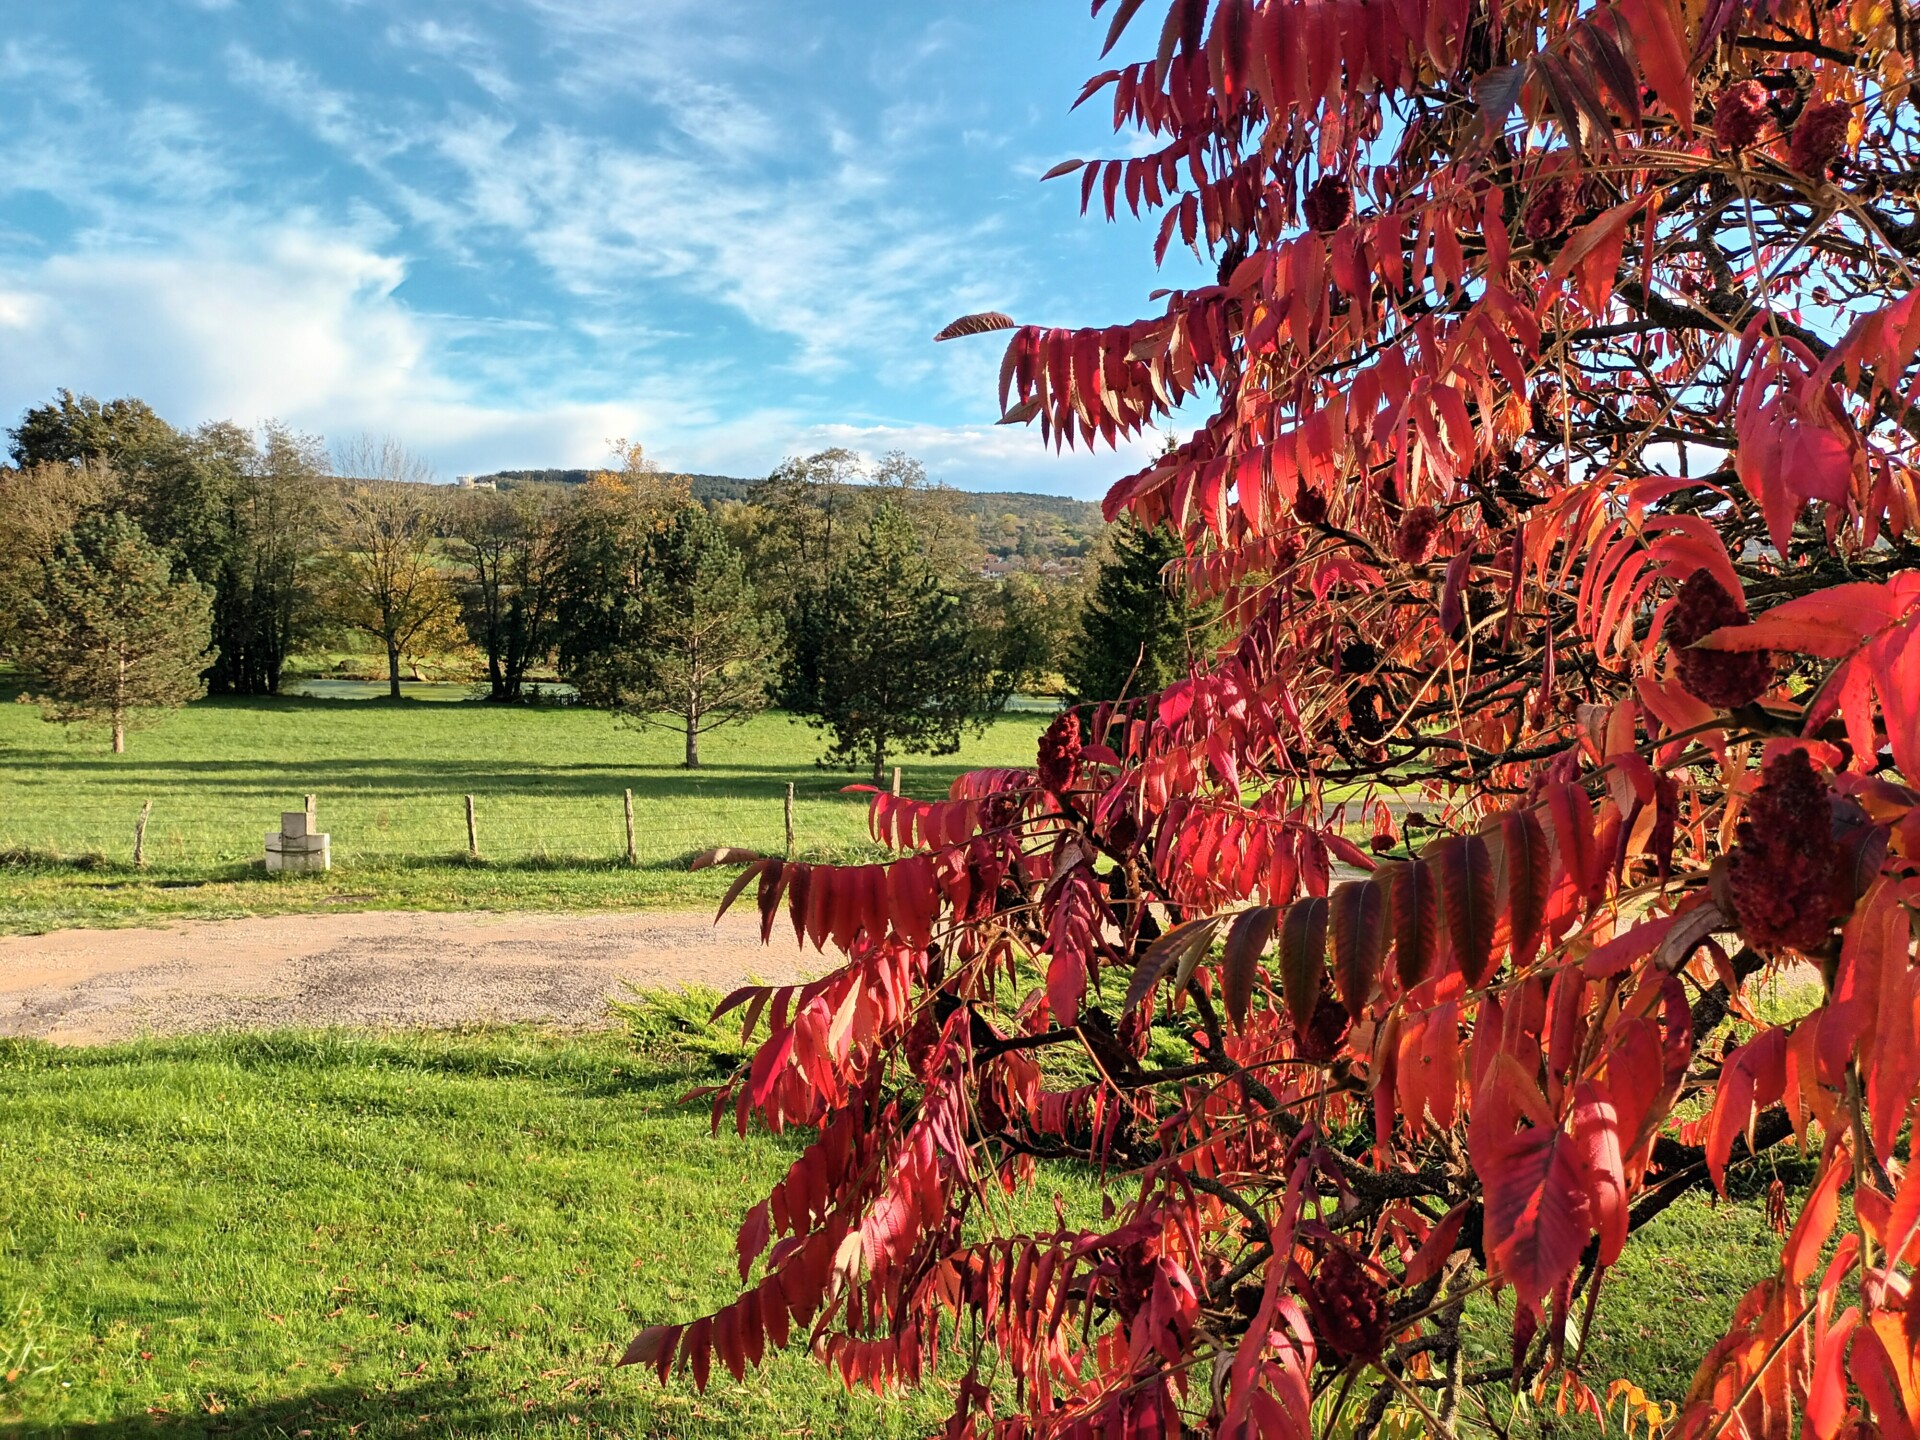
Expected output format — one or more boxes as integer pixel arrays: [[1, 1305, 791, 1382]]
[[0, 910, 814, 1045]]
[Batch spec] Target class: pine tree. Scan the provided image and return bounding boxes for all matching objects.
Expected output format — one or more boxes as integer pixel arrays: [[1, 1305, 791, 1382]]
[[566, 504, 775, 767], [1062, 515, 1189, 707], [804, 503, 994, 783], [19, 514, 214, 752]]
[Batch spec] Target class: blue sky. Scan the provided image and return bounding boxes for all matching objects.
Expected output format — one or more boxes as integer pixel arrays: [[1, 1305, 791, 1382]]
[[0, 1, 1207, 495]]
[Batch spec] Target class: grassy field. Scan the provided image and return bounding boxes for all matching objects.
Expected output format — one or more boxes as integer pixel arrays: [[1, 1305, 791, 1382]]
[[0, 686, 1052, 933], [0, 1023, 1803, 1440]]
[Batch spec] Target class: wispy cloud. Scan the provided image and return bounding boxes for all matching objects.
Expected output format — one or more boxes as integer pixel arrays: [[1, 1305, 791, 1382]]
[[0, 1, 1177, 492]]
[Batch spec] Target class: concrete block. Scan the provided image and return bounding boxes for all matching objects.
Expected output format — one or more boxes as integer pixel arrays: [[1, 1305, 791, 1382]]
[[265, 829, 331, 873], [282, 812, 311, 838]]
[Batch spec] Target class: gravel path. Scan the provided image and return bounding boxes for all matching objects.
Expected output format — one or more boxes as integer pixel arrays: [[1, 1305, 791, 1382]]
[[0, 910, 814, 1046]]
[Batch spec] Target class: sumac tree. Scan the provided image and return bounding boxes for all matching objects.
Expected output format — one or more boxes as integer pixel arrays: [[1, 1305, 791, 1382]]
[[626, 1, 1920, 1434]]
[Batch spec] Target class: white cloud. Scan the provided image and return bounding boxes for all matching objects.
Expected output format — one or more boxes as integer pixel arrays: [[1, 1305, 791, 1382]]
[[0, 221, 674, 471]]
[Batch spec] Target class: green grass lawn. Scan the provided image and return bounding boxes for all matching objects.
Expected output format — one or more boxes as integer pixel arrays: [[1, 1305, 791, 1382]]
[[0, 1028, 977, 1439], [0, 1024, 1805, 1440], [0, 689, 1052, 933]]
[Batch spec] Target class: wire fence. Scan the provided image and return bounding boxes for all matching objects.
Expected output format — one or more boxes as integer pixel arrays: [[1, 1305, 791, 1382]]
[[0, 781, 891, 872]]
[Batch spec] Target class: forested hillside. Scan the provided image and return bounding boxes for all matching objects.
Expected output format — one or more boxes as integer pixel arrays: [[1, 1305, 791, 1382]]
[[478, 469, 1101, 561]]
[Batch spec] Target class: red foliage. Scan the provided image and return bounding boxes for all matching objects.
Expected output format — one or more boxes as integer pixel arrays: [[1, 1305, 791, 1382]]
[[623, 1, 1920, 1433]]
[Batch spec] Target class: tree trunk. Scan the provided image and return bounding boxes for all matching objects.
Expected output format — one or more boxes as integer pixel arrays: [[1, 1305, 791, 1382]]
[[872, 744, 886, 787], [387, 644, 402, 699], [685, 691, 700, 768], [112, 712, 125, 754]]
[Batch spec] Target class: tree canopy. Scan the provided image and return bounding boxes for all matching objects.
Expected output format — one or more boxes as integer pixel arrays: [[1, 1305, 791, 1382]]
[[624, 0, 1920, 1435]]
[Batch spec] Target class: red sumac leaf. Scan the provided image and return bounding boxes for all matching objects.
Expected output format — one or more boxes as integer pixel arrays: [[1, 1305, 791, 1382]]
[[1425, 834, 1497, 987], [1481, 1121, 1588, 1315], [711, 1303, 741, 1383], [1541, 783, 1598, 908], [684, 1314, 713, 1392], [1804, 1307, 1858, 1440], [936, 311, 1019, 341], [618, 1323, 679, 1376], [1278, 897, 1328, 1031], [718, 859, 778, 923], [1328, 879, 1386, 1014], [758, 1276, 790, 1352], [1124, 915, 1223, 1015], [1222, 904, 1280, 1031], [1706, 1026, 1788, 1197], [690, 846, 766, 871], [1488, 810, 1551, 967], [1401, 1201, 1471, 1291], [1381, 859, 1439, 988]]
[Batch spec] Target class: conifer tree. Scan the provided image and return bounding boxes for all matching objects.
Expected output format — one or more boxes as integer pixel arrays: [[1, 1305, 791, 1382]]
[[567, 504, 775, 767], [1062, 513, 1189, 706], [802, 503, 993, 783], [19, 514, 213, 752]]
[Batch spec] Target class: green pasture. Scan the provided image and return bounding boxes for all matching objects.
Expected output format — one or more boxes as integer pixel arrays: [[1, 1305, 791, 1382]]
[[0, 686, 1053, 933], [0, 1023, 1803, 1439]]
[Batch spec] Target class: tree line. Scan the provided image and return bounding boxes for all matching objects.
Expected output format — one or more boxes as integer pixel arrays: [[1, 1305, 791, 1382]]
[[0, 390, 1205, 772]]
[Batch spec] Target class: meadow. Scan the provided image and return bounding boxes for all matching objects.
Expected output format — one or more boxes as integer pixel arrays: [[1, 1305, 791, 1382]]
[[0, 685, 1054, 933], [0, 1020, 1803, 1440]]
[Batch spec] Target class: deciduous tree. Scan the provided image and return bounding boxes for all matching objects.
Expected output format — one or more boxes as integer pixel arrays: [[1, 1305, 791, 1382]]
[[451, 484, 570, 703], [620, 1, 1920, 1430], [19, 514, 212, 752], [320, 441, 462, 699]]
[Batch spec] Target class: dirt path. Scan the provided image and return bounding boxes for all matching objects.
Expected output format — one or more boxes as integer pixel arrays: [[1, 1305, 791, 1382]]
[[0, 910, 815, 1046]]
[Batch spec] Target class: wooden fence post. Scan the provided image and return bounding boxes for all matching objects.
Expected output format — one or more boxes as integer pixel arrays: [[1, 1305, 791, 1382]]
[[133, 800, 152, 869], [892, 766, 902, 797], [624, 789, 637, 866], [785, 783, 796, 858], [465, 795, 479, 859], [305, 794, 317, 828]]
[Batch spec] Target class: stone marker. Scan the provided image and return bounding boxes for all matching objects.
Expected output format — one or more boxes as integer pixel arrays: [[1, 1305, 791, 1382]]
[[266, 809, 331, 873]]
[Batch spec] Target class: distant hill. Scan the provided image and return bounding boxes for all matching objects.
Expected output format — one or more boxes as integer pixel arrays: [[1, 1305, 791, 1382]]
[[473, 469, 1104, 561], [479, 469, 755, 502]]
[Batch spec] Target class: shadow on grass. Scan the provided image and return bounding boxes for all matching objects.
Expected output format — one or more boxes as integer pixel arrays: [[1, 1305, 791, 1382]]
[[0, 757, 979, 803], [0, 1375, 587, 1439]]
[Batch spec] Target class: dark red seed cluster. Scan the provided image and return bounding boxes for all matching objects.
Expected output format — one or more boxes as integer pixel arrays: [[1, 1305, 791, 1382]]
[[1726, 749, 1839, 955], [1392, 505, 1443, 565], [1790, 100, 1852, 174], [1307, 1246, 1388, 1361], [1523, 179, 1574, 242], [1713, 80, 1771, 151], [1293, 488, 1329, 525], [1037, 711, 1083, 797], [1667, 570, 1772, 709], [1296, 995, 1351, 1063], [1302, 174, 1353, 234]]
